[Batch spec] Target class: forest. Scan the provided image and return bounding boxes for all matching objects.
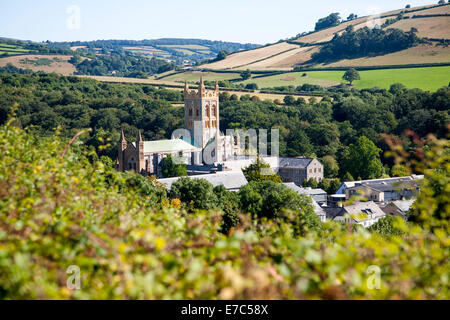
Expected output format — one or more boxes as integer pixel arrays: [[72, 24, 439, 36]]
[[311, 26, 420, 62], [0, 72, 448, 185]]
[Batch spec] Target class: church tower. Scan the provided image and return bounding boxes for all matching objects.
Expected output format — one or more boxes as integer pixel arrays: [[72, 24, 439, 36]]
[[184, 77, 220, 152]]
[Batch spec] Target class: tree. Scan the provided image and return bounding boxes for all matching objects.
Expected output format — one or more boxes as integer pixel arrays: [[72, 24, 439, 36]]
[[245, 83, 258, 90], [343, 136, 383, 180], [283, 95, 296, 106], [302, 178, 319, 188], [315, 13, 341, 31], [216, 50, 228, 61], [240, 69, 251, 80], [242, 156, 282, 183], [321, 155, 339, 178], [342, 68, 360, 85], [369, 215, 404, 236], [169, 177, 217, 211], [161, 155, 187, 178], [347, 13, 357, 20], [213, 185, 240, 234]]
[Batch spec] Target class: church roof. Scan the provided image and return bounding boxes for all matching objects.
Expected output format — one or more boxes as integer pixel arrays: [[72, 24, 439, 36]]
[[131, 139, 199, 154]]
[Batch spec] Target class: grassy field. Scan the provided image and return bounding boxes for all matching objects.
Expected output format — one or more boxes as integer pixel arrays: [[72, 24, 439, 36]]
[[241, 72, 340, 88], [238, 66, 450, 91], [161, 71, 241, 82], [0, 43, 33, 56]]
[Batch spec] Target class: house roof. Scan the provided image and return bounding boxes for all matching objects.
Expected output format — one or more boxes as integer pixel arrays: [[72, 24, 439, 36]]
[[390, 199, 415, 212], [340, 201, 386, 222], [349, 180, 419, 193], [336, 175, 424, 194], [278, 157, 314, 168], [158, 170, 248, 191], [131, 139, 200, 154], [283, 183, 326, 196]]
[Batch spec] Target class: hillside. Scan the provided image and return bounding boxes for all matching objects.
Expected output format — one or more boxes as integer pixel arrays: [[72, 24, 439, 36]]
[[48, 38, 261, 65], [200, 3, 450, 71]]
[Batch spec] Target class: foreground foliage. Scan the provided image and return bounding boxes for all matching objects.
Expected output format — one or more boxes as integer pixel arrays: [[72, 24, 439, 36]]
[[0, 123, 448, 299]]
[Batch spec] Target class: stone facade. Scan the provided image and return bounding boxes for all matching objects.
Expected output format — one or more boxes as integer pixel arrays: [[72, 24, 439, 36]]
[[116, 78, 240, 176], [277, 157, 323, 186], [184, 78, 240, 163]]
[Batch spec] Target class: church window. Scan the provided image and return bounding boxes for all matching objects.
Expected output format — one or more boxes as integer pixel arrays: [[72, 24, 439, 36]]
[[206, 105, 210, 117], [212, 105, 217, 116], [189, 108, 193, 116], [196, 108, 199, 117]]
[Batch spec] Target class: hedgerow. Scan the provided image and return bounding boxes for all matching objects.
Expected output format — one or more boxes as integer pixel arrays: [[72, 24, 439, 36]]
[[0, 121, 448, 299]]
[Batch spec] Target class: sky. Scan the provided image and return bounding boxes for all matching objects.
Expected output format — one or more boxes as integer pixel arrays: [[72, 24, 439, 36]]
[[0, 0, 435, 45]]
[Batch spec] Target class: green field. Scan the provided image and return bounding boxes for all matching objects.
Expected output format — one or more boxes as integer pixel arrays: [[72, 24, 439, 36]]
[[239, 67, 450, 92], [0, 42, 34, 56]]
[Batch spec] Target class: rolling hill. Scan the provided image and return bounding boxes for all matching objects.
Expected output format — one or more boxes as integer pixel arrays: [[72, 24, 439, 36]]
[[200, 2, 450, 71]]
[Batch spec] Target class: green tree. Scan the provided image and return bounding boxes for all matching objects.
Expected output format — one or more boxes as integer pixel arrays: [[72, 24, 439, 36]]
[[240, 69, 252, 80], [321, 155, 339, 178], [343, 136, 383, 180], [213, 185, 241, 234], [315, 13, 341, 31], [342, 68, 360, 85], [242, 156, 282, 183], [216, 50, 228, 61], [369, 215, 404, 236], [169, 177, 217, 211], [283, 95, 296, 106], [161, 155, 187, 178]]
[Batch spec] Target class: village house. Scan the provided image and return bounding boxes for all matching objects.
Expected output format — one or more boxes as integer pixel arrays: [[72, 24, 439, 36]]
[[277, 157, 324, 186], [323, 201, 386, 228], [380, 199, 415, 220], [345, 180, 420, 203]]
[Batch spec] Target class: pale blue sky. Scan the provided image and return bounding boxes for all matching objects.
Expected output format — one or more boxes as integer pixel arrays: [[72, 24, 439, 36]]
[[0, 0, 434, 44]]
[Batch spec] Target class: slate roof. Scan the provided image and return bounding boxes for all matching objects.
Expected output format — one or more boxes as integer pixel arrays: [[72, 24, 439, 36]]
[[323, 201, 386, 222], [339, 201, 386, 222], [158, 171, 248, 191], [131, 139, 200, 154], [390, 199, 415, 212], [359, 180, 419, 192], [336, 175, 424, 194], [278, 157, 314, 168]]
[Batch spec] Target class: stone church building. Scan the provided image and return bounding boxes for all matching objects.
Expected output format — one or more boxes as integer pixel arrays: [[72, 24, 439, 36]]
[[116, 78, 240, 177]]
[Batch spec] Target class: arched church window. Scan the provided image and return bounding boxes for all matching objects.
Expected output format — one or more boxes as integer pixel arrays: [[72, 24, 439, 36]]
[[196, 108, 199, 117], [189, 108, 193, 116], [128, 157, 136, 171], [205, 105, 210, 117], [212, 105, 217, 116]]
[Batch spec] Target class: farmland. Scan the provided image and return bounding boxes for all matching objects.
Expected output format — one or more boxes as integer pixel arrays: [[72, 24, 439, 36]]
[[201, 3, 450, 71], [159, 71, 241, 82], [238, 66, 450, 91], [0, 42, 35, 56], [0, 54, 76, 75]]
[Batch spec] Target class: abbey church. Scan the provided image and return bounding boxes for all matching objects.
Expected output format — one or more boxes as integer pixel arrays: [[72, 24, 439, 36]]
[[116, 77, 241, 177]]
